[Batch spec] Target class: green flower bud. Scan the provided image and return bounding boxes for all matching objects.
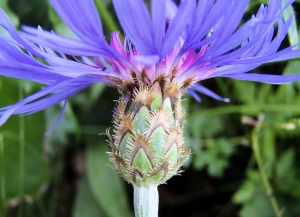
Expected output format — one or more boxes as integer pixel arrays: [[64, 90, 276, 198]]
[[108, 78, 190, 187]]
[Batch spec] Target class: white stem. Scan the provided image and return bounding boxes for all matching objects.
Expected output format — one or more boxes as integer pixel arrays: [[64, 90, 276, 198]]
[[133, 185, 159, 217]]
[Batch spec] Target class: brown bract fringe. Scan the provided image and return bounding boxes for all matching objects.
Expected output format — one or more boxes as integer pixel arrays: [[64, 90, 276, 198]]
[[106, 73, 190, 187]]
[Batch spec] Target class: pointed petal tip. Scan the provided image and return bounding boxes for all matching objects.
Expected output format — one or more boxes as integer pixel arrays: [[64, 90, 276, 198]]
[[45, 100, 67, 136]]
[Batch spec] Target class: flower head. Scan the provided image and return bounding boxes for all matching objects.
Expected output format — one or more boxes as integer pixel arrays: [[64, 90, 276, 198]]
[[1, 0, 300, 126]]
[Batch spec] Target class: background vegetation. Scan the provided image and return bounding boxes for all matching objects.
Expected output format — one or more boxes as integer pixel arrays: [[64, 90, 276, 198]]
[[1, 0, 300, 216]]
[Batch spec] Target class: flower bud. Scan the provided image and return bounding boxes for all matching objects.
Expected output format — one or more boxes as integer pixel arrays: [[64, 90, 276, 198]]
[[107, 78, 190, 187]]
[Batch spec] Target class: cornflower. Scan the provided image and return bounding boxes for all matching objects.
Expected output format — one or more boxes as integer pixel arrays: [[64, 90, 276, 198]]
[[1, 0, 300, 216]]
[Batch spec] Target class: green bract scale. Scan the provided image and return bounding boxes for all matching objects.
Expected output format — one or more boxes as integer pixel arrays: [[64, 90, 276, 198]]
[[107, 75, 190, 187]]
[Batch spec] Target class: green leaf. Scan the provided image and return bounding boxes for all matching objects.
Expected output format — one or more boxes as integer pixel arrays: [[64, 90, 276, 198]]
[[233, 170, 264, 204], [233, 180, 256, 204], [261, 129, 275, 172], [193, 138, 234, 177], [233, 170, 275, 217], [70, 83, 106, 113], [275, 149, 300, 198], [46, 102, 81, 146], [48, 3, 75, 37], [0, 78, 49, 203], [276, 149, 294, 178], [207, 157, 228, 177], [94, 0, 120, 35], [0, 0, 19, 29], [276, 61, 300, 103], [86, 137, 133, 217], [187, 115, 224, 138], [239, 193, 274, 217], [281, 0, 299, 46], [73, 176, 107, 217], [232, 80, 255, 104]]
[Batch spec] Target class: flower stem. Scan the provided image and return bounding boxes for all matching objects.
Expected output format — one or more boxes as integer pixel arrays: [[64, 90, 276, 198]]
[[18, 81, 25, 217], [133, 185, 158, 217], [0, 134, 6, 217], [251, 116, 282, 217]]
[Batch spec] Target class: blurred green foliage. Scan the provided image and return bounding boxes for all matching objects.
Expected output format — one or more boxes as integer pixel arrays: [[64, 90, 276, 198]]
[[1, 0, 300, 216]]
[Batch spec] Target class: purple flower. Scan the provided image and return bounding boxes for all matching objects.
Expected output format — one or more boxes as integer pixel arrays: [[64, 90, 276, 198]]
[[1, 0, 300, 126]]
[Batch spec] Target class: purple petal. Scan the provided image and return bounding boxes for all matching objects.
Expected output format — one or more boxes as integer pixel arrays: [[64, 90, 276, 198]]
[[161, 0, 196, 58], [187, 89, 201, 102], [184, 0, 227, 50], [45, 100, 67, 135], [0, 9, 43, 57], [236, 48, 300, 65], [209, 0, 249, 53], [211, 64, 261, 78], [166, 0, 178, 20], [22, 26, 117, 57], [133, 55, 159, 66], [190, 83, 230, 102], [17, 85, 88, 115], [151, 0, 166, 54], [0, 78, 73, 126], [0, 76, 98, 126], [224, 73, 300, 84], [112, 0, 154, 55], [49, 0, 105, 45], [0, 33, 117, 82]]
